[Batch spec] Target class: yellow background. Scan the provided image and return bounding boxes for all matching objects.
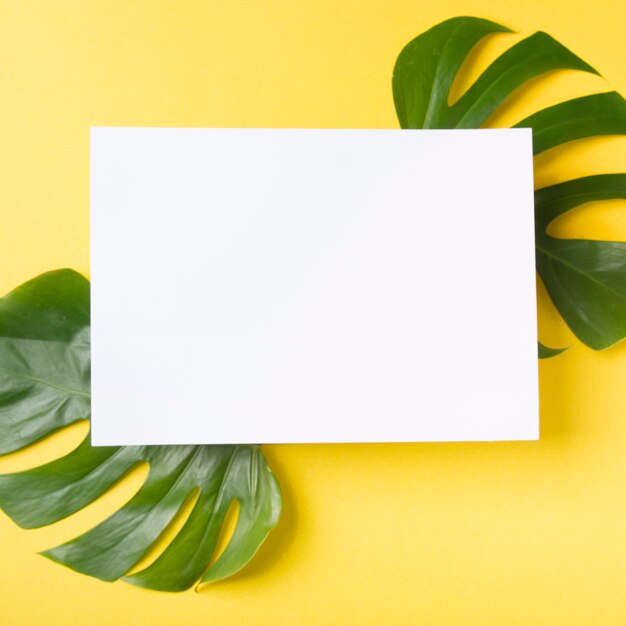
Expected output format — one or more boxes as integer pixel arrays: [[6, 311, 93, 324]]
[[1, 0, 625, 623]]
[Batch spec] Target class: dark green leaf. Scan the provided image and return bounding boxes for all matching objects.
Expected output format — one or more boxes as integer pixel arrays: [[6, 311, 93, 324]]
[[535, 175, 626, 350], [515, 92, 626, 154], [538, 342, 568, 358], [452, 32, 597, 129], [0, 270, 281, 591], [0, 270, 90, 454], [393, 17, 626, 351], [392, 17, 510, 129], [392, 18, 597, 130]]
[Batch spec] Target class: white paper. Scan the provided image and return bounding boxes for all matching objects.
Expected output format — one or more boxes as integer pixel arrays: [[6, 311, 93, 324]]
[[90, 127, 538, 445]]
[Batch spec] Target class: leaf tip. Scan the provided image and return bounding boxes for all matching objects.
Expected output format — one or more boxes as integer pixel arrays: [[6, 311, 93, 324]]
[[538, 342, 569, 359], [534, 30, 601, 76]]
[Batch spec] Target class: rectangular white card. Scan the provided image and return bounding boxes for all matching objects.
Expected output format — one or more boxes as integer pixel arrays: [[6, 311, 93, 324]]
[[90, 127, 538, 445]]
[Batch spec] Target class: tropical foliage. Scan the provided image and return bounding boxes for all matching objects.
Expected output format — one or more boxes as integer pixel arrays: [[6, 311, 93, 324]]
[[393, 17, 626, 355], [0, 270, 281, 591], [0, 17, 623, 593]]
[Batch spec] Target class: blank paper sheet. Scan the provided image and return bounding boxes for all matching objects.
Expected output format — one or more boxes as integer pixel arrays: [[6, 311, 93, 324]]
[[90, 127, 538, 445]]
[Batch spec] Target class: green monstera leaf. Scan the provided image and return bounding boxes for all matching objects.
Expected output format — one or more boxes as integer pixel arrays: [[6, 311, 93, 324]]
[[1, 18, 624, 595], [393, 17, 626, 354], [0, 269, 281, 592]]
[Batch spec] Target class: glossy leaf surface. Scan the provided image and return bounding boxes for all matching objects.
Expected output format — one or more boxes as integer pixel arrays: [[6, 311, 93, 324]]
[[0, 270, 281, 591], [535, 175, 626, 349]]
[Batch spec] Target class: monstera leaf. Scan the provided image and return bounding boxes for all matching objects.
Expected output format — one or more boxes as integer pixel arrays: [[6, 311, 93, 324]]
[[1, 17, 624, 594], [393, 17, 626, 354], [0, 269, 281, 591]]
